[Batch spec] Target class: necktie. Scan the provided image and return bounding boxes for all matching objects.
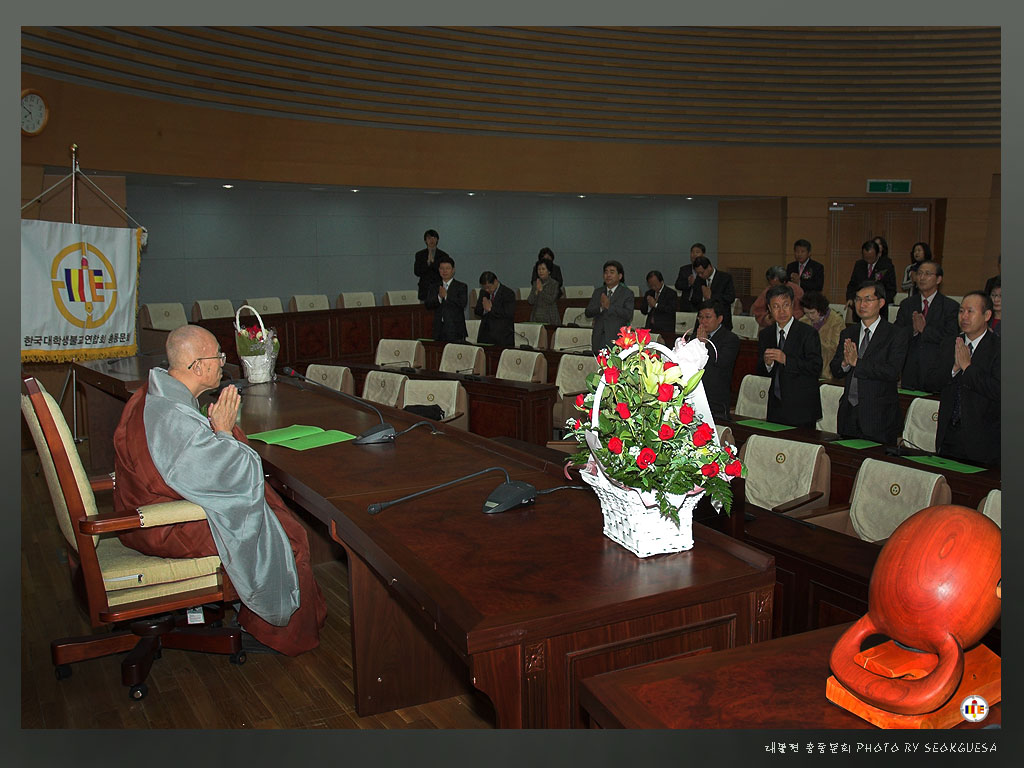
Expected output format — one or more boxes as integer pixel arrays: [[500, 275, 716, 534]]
[[867, 263, 874, 279], [772, 328, 786, 399], [951, 337, 974, 426], [921, 297, 929, 318], [847, 327, 871, 406]]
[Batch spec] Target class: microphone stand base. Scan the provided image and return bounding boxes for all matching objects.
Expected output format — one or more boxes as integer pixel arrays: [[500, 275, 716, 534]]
[[354, 423, 397, 444]]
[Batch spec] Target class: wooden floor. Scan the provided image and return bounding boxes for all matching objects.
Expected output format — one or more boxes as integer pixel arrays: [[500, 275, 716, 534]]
[[20, 447, 496, 729]]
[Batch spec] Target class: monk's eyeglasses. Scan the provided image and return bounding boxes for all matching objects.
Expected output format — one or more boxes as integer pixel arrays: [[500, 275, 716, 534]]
[[188, 352, 226, 370]]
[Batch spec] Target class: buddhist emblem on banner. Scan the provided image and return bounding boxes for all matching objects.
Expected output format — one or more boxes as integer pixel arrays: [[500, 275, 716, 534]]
[[50, 241, 119, 329]]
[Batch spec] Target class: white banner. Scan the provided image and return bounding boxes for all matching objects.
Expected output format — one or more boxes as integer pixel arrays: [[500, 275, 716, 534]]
[[21, 219, 140, 362]]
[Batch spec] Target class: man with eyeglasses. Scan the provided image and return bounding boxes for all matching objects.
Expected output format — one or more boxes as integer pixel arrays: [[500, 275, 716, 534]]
[[830, 281, 910, 445], [894, 259, 959, 391], [756, 284, 822, 429], [111, 325, 326, 655]]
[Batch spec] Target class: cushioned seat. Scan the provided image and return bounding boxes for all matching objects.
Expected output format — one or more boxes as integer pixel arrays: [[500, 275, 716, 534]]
[[402, 379, 468, 430], [733, 374, 771, 420], [362, 370, 408, 407], [242, 297, 283, 315], [816, 383, 844, 433], [374, 338, 425, 369], [514, 323, 548, 349], [738, 434, 831, 516], [439, 343, 486, 375], [305, 364, 355, 395], [382, 289, 419, 306], [287, 294, 329, 312], [900, 396, 939, 452], [550, 327, 592, 353], [495, 349, 547, 383], [336, 291, 376, 309], [552, 353, 600, 429], [190, 299, 234, 321]]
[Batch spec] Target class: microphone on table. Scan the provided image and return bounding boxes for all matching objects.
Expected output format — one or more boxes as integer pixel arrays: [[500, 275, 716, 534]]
[[281, 366, 397, 444], [558, 344, 592, 353], [381, 360, 417, 374], [514, 330, 535, 350], [455, 366, 484, 382]]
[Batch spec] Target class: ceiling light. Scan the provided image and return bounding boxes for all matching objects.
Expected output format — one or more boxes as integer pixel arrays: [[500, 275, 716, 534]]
[[686, 196, 693, 200], [577, 194, 586, 199], [467, 192, 475, 196], [350, 189, 359, 193], [222, 184, 234, 189]]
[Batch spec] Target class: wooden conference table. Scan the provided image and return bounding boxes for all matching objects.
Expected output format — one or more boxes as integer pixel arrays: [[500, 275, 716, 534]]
[[578, 622, 1001, 729], [237, 377, 775, 728]]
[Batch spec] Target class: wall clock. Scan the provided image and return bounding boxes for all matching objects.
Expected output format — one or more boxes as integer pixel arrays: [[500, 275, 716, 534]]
[[21, 89, 49, 136]]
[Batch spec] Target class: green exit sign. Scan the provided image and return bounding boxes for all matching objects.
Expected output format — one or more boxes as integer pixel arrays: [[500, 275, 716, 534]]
[[867, 179, 912, 194]]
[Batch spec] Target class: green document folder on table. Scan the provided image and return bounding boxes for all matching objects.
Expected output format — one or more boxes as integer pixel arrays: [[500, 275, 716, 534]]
[[248, 424, 357, 451], [898, 388, 933, 397], [734, 419, 795, 432], [905, 455, 988, 474], [830, 438, 882, 449]]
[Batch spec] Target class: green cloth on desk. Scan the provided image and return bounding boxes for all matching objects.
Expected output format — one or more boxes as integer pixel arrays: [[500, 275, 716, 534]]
[[734, 419, 794, 431], [830, 438, 882, 449], [248, 424, 357, 450], [898, 388, 933, 396], [905, 455, 988, 474]]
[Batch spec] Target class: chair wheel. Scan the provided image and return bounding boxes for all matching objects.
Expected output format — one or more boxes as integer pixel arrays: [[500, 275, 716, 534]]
[[230, 651, 247, 665], [55, 664, 72, 681], [129, 683, 148, 700]]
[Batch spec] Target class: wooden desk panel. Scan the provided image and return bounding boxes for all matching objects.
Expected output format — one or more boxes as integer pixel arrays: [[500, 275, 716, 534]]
[[579, 623, 1001, 729]]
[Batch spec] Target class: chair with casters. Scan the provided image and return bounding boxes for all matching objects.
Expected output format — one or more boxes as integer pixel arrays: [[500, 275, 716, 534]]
[[336, 291, 376, 309], [816, 383, 845, 433], [495, 349, 547, 383], [439, 343, 486, 375], [900, 397, 939, 453], [21, 377, 243, 701], [287, 294, 329, 312], [738, 434, 831, 517], [374, 338, 425, 369], [550, 327, 593, 353], [795, 458, 951, 542], [305, 364, 355, 395], [401, 379, 469, 431], [242, 297, 283, 315], [733, 374, 771, 420], [514, 323, 548, 349], [190, 299, 234, 321], [552, 354, 601, 429], [362, 370, 408, 407]]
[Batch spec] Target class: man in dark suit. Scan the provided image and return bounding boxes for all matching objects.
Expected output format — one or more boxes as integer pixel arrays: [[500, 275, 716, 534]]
[[674, 242, 705, 311], [585, 260, 635, 354], [695, 299, 739, 423], [893, 260, 959, 391], [425, 255, 468, 342], [786, 238, 825, 294], [413, 228, 450, 302], [756, 284, 822, 429], [640, 270, 678, 338], [926, 292, 1000, 467], [846, 239, 897, 307], [474, 270, 516, 347], [686, 256, 735, 329], [830, 281, 910, 445]]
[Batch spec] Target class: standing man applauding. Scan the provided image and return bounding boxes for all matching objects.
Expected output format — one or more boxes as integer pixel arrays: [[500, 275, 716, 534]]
[[475, 270, 516, 347], [756, 284, 822, 429], [586, 260, 635, 354], [426, 255, 468, 342]]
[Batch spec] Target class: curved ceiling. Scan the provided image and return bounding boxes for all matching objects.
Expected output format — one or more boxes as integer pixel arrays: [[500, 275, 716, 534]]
[[22, 26, 1000, 147]]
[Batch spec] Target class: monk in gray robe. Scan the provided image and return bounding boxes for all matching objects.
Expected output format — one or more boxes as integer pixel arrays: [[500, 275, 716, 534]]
[[113, 325, 326, 655]]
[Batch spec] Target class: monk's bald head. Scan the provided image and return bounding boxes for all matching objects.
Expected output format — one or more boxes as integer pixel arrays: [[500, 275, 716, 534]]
[[166, 325, 217, 371]]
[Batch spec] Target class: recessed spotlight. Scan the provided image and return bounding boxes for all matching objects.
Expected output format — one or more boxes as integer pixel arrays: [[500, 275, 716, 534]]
[[686, 196, 693, 200], [222, 184, 234, 189], [577, 194, 586, 199], [350, 189, 359, 193], [467, 192, 476, 196]]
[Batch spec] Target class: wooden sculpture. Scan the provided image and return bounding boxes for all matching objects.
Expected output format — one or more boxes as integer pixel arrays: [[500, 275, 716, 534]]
[[827, 504, 1001, 728]]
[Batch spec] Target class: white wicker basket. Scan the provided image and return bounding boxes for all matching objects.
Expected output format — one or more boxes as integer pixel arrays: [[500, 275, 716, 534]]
[[235, 305, 278, 385], [580, 463, 702, 557]]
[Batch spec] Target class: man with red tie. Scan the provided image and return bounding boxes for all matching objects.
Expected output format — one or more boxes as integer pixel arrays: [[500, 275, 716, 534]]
[[845, 239, 897, 308], [893, 260, 959, 391]]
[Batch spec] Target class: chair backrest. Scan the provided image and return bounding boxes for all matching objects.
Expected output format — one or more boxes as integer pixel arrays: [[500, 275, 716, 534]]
[[892, 291, 908, 306], [190, 299, 234, 321], [305, 364, 355, 395], [518, 287, 532, 299], [734, 374, 771, 420], [901, 397, 940, 453], [732, 298, 743, 317], [374, 338, 425, 369], [243, 297, 283, 315], [564, 285, 593, 299], [287, 294, 329, 312], [550, 327, 592, 353], [464, 319, 481, 344], [829, 303, 851, 323], [139, 303, 188, 331], [631, 309, 647, 328], [714, 424, 735, 448], [978, 489, 1001, 528], [887, 304, 900, 323], [554, 354, 600, 398], [514, 323, 548, 349], [337, 291, 376, 309], [947, 295, 964, 305], [732, 315, 759, 340], [439, 343, 486, 375], [848, 458, 951, 542], [627, 285, 640, 298], [738, 434, 830, 513], [468, 288, 479, 308], [561, 307, 592, 327], [383, 289, 419, 306], [402, 379, 468, 430], [816, 383, 845, 433], [496, 349, 547, 383], [362, 370, 408, 407], [674, 312, 697, 335]]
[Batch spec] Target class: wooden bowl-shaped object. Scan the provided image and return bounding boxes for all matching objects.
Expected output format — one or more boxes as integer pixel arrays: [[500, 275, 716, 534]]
[[830, 505, 1001, 714]]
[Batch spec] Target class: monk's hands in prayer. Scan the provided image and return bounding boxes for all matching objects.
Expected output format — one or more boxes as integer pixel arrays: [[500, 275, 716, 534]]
[[953, 336, 972, 373], [208, 385, 240, 433], [843, 337, 859, 367], [912, 311, 926, 334]]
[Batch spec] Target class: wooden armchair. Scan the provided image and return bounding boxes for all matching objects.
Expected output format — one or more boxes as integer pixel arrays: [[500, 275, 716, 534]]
[[21, 378, 243, 701]]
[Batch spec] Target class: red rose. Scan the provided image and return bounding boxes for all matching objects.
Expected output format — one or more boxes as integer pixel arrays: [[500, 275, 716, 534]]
[[658, 424, 675, 440], [701, 463, 719, 478], [573, 419, 582, 430], [636, 447, 657, 469], [615, 327, 637, 348], [679, 404, 695, 424], [597, 351, 608, 367], [693, 423, 714, 447], [607, 437, 623, 454], [725, 460, 742, 477], [575, 393, 586, 409], [663, 361, 677, 370], [615, 402, 632, 420], [604, 367, 620, 384], [657, 383, 674, 402], [636, 328, 651, 345]]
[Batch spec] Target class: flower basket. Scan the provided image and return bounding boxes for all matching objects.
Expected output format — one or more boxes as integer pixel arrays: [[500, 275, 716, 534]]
[[234, 305, 279, 384]]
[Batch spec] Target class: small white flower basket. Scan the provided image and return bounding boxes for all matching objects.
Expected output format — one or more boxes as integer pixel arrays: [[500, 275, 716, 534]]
[[234, 305, 278, 385]]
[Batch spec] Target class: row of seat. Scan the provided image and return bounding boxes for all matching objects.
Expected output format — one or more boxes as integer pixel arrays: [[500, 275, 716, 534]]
[[733, 375, 944, 452]]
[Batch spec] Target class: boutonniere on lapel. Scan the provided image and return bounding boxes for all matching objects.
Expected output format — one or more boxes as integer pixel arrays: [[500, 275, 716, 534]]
[[803, 268, 813, 279]]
